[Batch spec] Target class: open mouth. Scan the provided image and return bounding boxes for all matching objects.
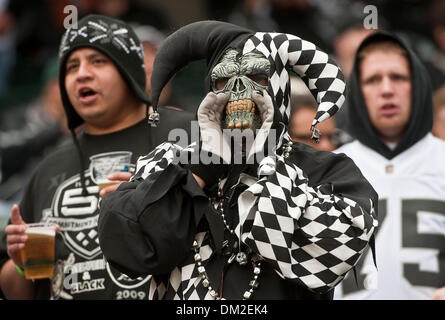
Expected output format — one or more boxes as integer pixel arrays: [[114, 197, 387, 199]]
[[78, 87, 98, 104], [380, 103, 398, 116], [224, 99, 257, 129], [79, 88, 96, 97]]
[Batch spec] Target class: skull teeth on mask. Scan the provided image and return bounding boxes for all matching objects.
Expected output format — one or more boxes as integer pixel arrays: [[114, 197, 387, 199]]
[[224, 99, 259, 129]]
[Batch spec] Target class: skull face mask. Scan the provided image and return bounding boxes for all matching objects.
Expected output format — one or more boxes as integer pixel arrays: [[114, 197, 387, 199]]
[[211, 49, 270, 130], [149, 21, 346, 150]]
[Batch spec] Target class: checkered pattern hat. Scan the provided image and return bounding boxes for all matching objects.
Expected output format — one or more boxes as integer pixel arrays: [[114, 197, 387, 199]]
[[58, 14, 150, 130], [150, 21, 345, 133]]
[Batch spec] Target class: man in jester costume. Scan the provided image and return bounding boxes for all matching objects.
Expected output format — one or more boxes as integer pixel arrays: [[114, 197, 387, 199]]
[[98, 21, 378, 300]]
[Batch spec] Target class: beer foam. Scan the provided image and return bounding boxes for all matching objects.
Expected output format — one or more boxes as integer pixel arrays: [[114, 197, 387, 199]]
[[25, 226, 56, 236]]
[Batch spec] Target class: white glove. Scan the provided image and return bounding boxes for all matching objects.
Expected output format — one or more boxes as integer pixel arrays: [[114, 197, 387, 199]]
[[197, 92, 231, 164], [246, 90, 275, 160]]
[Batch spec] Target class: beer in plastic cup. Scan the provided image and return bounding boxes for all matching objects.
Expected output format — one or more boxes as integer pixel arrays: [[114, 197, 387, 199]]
[[89, 151, 132, 193], [20, 223, 57, 279]]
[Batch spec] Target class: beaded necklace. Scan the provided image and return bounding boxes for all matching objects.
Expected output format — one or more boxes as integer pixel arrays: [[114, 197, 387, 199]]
[[192, 168, 262, 300]]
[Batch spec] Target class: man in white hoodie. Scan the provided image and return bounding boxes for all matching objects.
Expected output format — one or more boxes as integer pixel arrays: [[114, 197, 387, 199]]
[[334, 32, 445, 300]]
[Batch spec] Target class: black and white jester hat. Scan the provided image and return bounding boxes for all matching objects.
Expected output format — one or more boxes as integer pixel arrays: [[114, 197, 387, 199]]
[[150, 20, 346, 140], [58, 14, 151, 130]]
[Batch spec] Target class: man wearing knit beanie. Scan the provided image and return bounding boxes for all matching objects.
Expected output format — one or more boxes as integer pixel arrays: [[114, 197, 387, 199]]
[[0, 14, 193, 300]]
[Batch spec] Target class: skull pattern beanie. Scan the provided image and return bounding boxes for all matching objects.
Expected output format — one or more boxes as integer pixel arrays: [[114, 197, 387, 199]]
[[58, 14, 151, 130]]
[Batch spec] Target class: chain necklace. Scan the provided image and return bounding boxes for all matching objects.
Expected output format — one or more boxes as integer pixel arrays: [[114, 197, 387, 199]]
[[192, 170, 262, 300], [192, 239, 262, 300]]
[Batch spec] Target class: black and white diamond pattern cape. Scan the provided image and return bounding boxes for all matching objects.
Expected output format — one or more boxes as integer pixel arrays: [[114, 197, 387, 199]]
[[123, 141, 378, 299]]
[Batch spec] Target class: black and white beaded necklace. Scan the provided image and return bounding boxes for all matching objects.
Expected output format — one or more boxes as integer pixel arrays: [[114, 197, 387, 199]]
[[192, 166, 263, 300]]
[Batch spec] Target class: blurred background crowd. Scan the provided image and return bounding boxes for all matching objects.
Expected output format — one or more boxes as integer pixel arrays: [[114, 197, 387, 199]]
[[1, 0, 445, 228]]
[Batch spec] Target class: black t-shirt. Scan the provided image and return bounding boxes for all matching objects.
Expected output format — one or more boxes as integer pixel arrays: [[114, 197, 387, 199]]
[[0, 109, 194, 300]]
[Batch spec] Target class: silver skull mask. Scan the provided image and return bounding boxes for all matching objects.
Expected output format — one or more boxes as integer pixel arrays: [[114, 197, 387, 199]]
[[211, 49, 270, 130]]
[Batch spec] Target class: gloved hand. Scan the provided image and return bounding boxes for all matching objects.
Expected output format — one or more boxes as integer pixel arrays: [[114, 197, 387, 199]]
[[187, 92, 231, 187], [197, 91, 231, 164], [253, 89, 274, 125], [245, 90, 275, 160]]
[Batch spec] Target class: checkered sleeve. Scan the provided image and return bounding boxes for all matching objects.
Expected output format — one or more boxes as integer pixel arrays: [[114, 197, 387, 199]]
[[238, 156, 378, 293], [132, 141, 197, 180]]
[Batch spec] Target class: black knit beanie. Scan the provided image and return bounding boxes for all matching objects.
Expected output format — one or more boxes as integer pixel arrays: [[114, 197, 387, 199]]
[[58, 14, 151, 130]]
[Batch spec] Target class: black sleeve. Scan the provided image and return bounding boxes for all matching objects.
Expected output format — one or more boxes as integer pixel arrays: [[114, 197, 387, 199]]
[[98, 163, 209, 278]]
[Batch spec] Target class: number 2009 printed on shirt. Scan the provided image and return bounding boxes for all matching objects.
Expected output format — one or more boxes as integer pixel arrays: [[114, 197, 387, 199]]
[[116, 290, 146, 300], [342, 199, 445, 295]]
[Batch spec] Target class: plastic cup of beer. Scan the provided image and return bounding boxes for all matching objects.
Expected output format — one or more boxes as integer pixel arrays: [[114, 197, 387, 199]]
[[20, 222, 57, 280], [89, 151, 132, 193]]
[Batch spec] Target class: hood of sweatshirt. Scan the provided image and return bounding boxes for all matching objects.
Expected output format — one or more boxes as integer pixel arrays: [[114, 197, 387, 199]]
[[343, 31, 433, 159]]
